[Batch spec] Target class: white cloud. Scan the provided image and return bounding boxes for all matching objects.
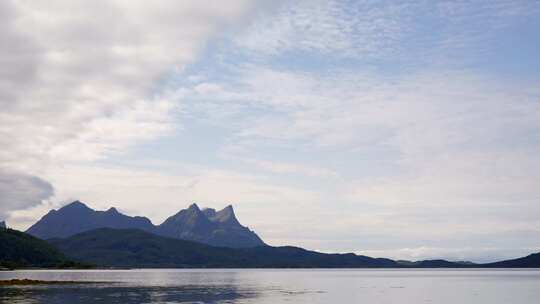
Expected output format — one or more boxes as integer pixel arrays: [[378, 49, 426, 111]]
[[235, 0, 410, 58], [176, 64, 540, 254], [0, 0, 252, 217], [241, 158, 338, 178], [193, 82, 225, 95], [234, 0, 539, 67]]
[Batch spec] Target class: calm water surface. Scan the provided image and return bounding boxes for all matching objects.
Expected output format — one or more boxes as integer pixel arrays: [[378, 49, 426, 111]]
[[1, 269, 539, 303]]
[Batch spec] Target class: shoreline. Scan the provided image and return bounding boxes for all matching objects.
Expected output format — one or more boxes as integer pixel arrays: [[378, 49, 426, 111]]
[[0, 279, 104, 286]]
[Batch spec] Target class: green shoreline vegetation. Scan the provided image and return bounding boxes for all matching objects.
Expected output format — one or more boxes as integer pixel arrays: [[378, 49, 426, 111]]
[[0, 228, 92, 270]]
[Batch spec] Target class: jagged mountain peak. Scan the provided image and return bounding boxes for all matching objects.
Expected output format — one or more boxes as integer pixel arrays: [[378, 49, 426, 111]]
[[221, 205, 234, 213], [209, 205, 239, 225], [27, 201, 265, 248], [158, 203, 264, 247], [188, 203, 201, 211], [200, 205, 238, 224], [62, 200, 91, 210], [168, 203, 207, 223], [106, 207, 119, 214]]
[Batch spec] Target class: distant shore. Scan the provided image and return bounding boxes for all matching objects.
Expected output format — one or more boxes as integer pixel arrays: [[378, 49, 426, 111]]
[[0, 279, 103, 286]]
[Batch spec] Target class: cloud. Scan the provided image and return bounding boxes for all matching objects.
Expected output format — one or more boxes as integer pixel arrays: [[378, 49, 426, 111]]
[[234, 0, 410, 58], [181, 66, 540, 153], [0, 169, 54, 220], [358, 246, 540, 263], [0, 0, 252, 170], [234, 0, 539, 67], [240, 158, 338, 178], [0, 1, 252, 215], [174, 62, 540, 255]]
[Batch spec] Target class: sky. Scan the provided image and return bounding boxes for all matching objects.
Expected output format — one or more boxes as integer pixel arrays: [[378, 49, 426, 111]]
[[1, 0, 540, 263]]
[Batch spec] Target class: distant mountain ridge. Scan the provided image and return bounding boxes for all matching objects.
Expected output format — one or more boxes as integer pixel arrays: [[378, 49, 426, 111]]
[[49, 228, 397, 268], [48, 228, 540, 268], [26, 201, 265, 248]]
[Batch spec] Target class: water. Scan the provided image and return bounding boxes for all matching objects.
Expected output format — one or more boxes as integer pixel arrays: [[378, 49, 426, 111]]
[[1, 269, 539, 303]]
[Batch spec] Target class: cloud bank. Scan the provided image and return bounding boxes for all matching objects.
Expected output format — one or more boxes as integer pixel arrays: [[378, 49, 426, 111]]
[[0, 169, 54, 220], [0, 0, 252, 218]]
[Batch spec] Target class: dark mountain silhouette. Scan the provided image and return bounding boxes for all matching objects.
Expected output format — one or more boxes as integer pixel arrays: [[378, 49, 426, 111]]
[[0, 221, 5, 229], [6, 225, 539, 269], [49, 228, 397, 268], [483, 252, 540, 268], [27, 201, 265, 248], [52, 228, 538, 269], [26, 201, 155, 239], [0, 228, 84, 269], [158, 204, 265, 248]]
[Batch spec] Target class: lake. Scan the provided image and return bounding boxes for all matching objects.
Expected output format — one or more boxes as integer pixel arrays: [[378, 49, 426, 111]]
[[1, 269, 539, 303]]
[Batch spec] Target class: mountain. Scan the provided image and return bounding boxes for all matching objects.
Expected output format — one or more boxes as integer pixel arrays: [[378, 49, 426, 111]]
[[49, 228, 397, 268], [0, 228, 83, 269], [0, 221, 5, 229], [50, 228, 538, 268], [396, 259, 474, 268], [483, 253, 540, 268], [26, 201, 155, 239], [157, 204, 265, 248], [27, 201, 265, 248]]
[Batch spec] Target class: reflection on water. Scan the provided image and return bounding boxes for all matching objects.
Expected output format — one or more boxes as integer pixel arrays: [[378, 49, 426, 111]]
[[1, 269, 540, 304], [0, 284, 258, 304]]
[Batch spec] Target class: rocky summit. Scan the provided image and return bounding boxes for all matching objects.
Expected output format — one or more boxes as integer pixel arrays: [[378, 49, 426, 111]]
[[158, 203, 265, 248]]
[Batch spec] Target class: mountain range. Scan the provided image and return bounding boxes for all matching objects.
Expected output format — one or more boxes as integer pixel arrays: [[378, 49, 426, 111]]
[[14, 200, 540, 269], [47, 228, 540, 269], [3, 226, 539, 269], [49, 228, 398, 268], [26, 201, 264, 248]]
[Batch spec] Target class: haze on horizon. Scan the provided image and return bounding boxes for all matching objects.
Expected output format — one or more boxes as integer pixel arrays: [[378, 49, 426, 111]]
[[1, 0, 539, 263]]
